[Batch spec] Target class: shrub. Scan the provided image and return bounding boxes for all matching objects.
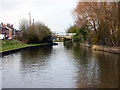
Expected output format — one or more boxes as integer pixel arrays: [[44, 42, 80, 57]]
[[14, 36, 22, 41], [19, 20, 52, 44]]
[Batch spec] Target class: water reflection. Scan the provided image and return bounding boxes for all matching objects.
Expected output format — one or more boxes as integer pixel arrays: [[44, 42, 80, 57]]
[[2, 42, 119, 88], [20, 46, 53, 73], [71, 46, 118, 88], [92, 51, 118, 88], [21, 46, 52, 69]]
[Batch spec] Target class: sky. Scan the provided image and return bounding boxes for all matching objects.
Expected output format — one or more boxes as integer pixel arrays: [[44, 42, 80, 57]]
[[0, 0, 78, 33]]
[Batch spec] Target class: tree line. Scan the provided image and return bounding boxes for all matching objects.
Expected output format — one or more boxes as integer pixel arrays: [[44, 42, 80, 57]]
[[67, 1, 120, 46]]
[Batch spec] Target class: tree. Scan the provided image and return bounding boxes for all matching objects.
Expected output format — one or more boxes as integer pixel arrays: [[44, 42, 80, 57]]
[[19, 20, 52, 44], [67, 26, 78, 33], [73, 1, 119, 46]]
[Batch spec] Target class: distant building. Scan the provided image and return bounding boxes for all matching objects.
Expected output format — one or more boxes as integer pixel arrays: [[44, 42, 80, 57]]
[[0, 24, 9, 39], [0, 23, 21, 39]]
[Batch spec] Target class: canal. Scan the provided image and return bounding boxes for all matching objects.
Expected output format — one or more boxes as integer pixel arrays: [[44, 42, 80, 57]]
[[1, 42, 119, 88]]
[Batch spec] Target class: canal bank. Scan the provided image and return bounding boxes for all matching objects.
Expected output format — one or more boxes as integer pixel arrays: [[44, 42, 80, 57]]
[[1, 39, 58, 55], [81, 44, 120, 55], [92, 45, 120, 54], [80, 44, 120, 55], [1, 43, 57, 55], [64, 41, 120, 55]]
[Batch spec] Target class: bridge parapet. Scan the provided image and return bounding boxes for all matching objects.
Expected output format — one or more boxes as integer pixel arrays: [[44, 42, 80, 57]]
[[55, 33, 76, 39]]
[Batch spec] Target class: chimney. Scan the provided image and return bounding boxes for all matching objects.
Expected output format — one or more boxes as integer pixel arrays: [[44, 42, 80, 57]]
[[29, 13, 31, 26], [33, 19, 35, 25], [11, 24, 13, 28], [7, 23, 10, 27], [1, 23, 3, 26]]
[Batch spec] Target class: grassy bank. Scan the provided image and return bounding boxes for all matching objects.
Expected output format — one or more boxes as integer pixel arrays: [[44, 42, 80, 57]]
[[1, 39, 52, 52]]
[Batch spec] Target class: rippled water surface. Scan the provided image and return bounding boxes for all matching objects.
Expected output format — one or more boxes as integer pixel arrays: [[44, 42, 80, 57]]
[[1, 42, 119, 88]]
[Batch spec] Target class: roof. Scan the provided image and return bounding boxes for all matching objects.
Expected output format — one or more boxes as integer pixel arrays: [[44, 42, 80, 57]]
[[0, 25, 16, 31], [6, 26, 15, 31], [0, 26, 9, 30]]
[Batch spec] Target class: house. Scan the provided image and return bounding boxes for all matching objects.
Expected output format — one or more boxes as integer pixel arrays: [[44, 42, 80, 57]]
[[0, 24, 9, 39], [0, 23, 20, 39], [5, 24, 15, 38]]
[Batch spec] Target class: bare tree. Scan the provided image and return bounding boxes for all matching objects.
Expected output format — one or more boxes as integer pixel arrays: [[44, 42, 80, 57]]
[[73, 1, 119, 46]]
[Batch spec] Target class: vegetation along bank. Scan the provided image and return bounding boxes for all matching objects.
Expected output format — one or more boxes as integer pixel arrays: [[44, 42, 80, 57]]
[[64, 2, 120, 55], [0, 19, 56, 53]]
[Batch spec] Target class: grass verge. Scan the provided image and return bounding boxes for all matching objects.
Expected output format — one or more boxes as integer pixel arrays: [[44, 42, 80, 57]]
[[1, 39, 52, 52]]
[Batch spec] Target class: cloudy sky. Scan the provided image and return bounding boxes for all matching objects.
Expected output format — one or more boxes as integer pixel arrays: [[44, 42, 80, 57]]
[[0, 0, 78, 33]]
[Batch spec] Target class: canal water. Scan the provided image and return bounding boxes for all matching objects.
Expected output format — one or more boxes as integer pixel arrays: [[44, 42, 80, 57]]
[[1, 42, 119, 88]]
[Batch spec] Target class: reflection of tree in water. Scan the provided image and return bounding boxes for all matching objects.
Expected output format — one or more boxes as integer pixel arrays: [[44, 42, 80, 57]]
[[72, 46, 100, 88], [92, 51, 118, 88], [72, 46, 118, 88], [72, 46, 92, 65], [20, 46, 53, 74], [119, 56, 120, 88]]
